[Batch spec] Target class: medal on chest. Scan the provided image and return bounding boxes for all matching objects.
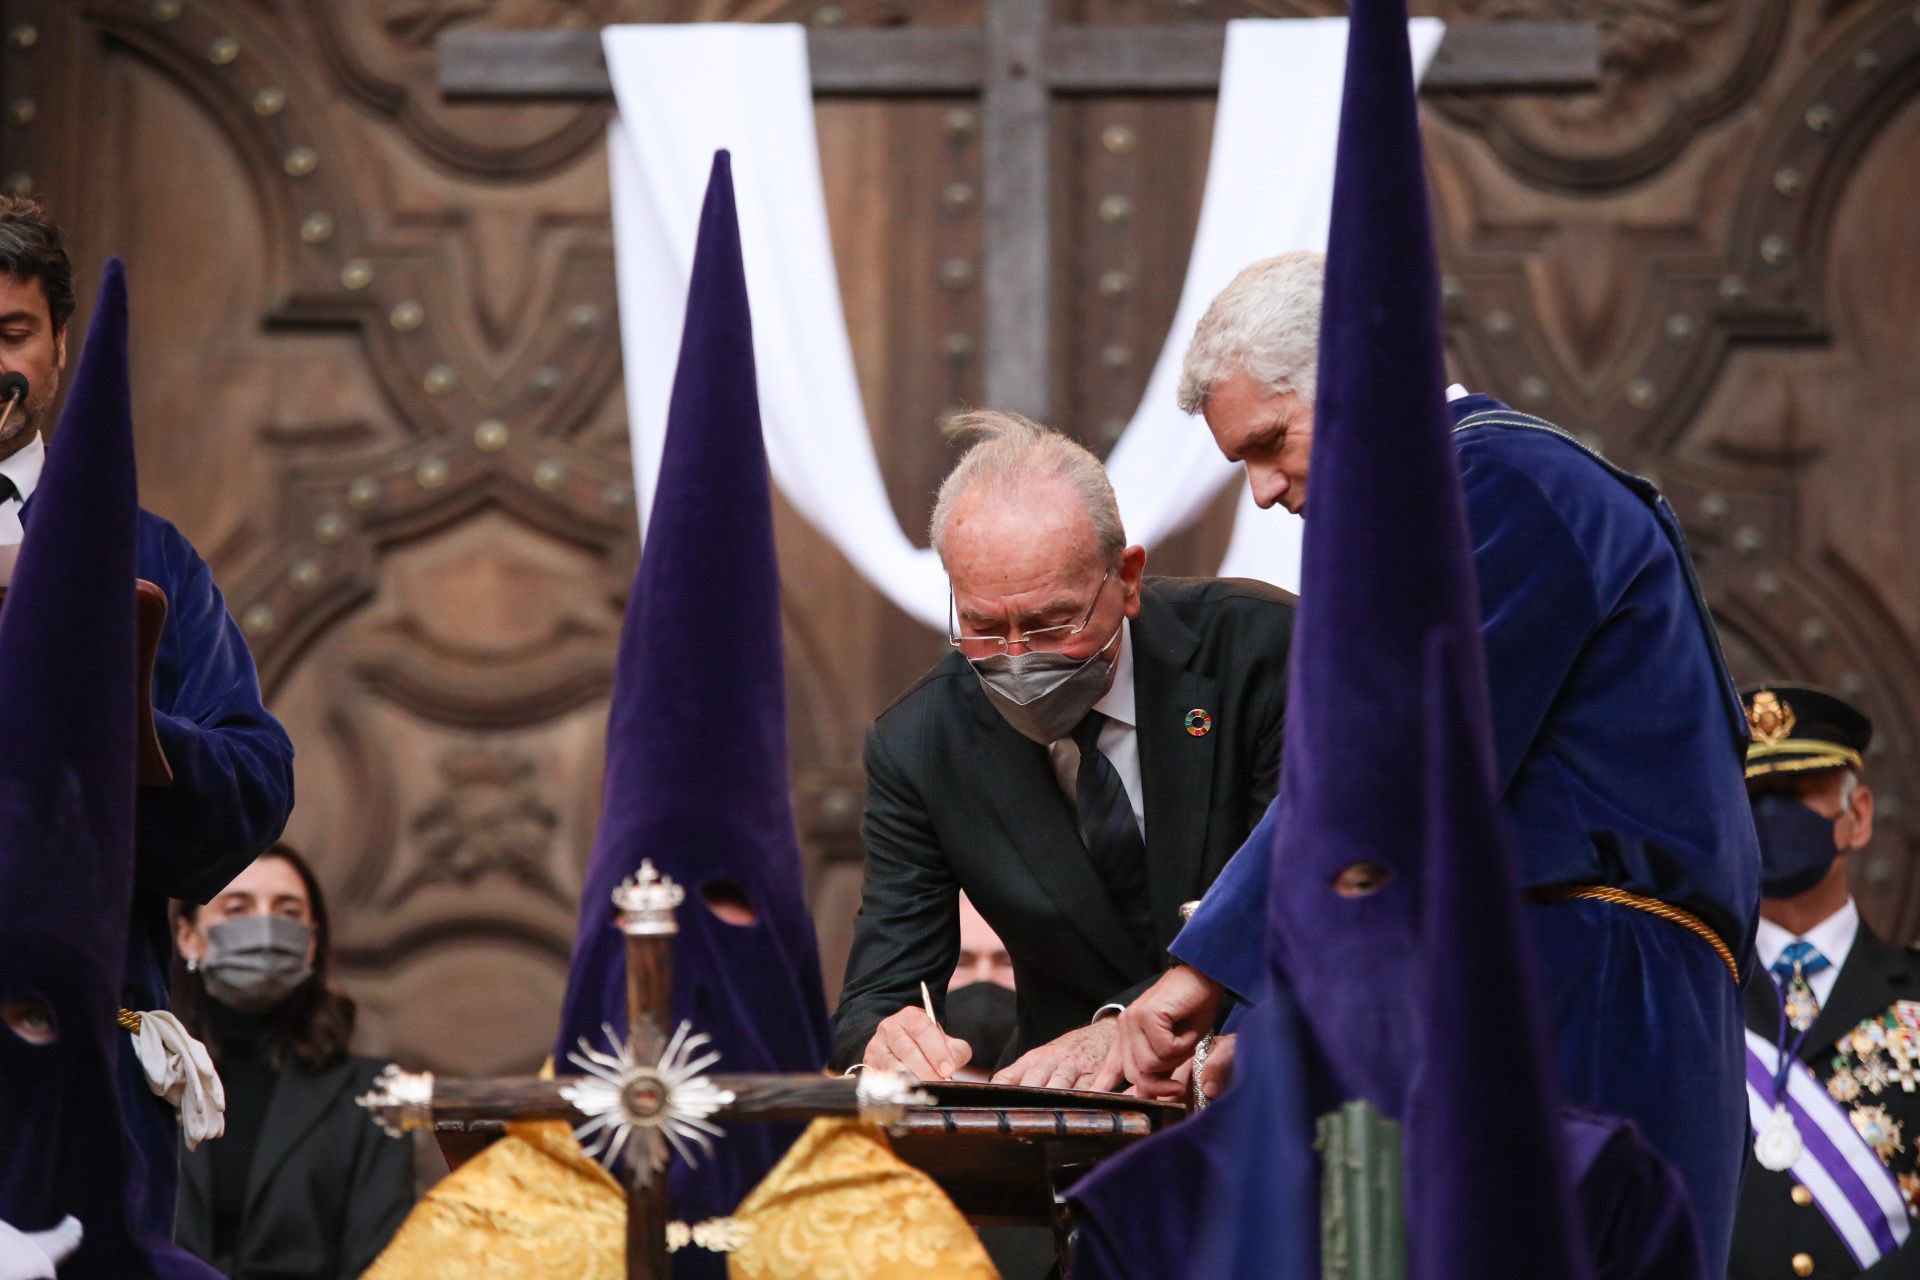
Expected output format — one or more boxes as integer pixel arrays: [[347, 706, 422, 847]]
[[1755, 1102, 1805, 1172]]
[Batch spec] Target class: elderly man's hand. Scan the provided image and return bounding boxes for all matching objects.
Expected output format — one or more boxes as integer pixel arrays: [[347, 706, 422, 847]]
[[991, 1018, 1118, 1090], [1090, 965, 1224, 1096], [862, 1006, 973, 1081]]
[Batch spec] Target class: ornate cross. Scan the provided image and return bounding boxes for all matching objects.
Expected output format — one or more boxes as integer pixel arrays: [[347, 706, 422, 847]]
[[433, 5, 1599, 424], [357, 861, 932, 1280]]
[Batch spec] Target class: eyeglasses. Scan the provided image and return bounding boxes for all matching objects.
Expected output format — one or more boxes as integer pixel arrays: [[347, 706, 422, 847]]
[[948, 572, 1113, 657]]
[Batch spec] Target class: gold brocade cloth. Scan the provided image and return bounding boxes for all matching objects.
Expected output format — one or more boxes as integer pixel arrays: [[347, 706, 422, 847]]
[[362, 1120, 625, 1280], [728, 1119, 998, 1280], [362, 1116, 997, 1280]]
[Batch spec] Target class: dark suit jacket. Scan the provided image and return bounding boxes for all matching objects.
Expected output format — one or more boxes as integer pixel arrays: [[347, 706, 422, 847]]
[[175, 1055, 415, 1280], [832, 576, 1295, 1069], [1730, 924, 1920, 1280]]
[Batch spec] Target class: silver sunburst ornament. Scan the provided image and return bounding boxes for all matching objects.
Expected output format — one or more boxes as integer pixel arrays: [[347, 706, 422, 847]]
[[560, 1020, 735, 1183]]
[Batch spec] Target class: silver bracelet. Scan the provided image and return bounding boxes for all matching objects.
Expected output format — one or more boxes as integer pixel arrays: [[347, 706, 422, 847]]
[[1190, 1033, 1216, 1111]]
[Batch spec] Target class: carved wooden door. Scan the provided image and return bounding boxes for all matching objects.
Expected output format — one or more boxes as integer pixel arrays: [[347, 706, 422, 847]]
[[6, 0, 1918, 1075]]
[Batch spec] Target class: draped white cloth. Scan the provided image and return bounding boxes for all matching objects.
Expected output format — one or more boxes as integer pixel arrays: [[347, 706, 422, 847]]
[[604, 18, 1444, 628], [130, 1008, 226, 1150]]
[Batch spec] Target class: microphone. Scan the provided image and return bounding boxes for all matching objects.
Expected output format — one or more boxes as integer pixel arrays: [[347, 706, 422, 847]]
[[0, 371, 27, 437]]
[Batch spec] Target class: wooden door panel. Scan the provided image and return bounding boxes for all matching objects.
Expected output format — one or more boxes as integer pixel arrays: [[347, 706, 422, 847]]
[[7, 0, 1918, 1077]]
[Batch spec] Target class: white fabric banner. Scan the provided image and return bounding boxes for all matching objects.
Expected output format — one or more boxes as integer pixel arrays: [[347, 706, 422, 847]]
[[604, 18, 1444, 629]]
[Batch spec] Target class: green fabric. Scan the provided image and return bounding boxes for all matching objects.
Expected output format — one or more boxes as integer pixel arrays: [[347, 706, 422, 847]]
[[1318, 1102, 1405, 1280]]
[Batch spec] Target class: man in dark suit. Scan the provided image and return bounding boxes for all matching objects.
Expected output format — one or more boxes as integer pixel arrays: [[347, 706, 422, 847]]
[[831, 409, 1294, 1087], [1730, 683, 1920, 1279]]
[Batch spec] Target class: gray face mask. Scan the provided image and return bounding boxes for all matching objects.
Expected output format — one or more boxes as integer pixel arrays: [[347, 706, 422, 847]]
[[969, 622, 1121, 745], [201, 915, 314, 1015]]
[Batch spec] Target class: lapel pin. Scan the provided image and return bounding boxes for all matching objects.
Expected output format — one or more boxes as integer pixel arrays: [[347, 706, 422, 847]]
[[1184, 708, 1213, 737]]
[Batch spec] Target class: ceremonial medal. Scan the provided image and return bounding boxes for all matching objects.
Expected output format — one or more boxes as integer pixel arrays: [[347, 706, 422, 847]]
[[1756, 1103, 1805, 1172], [1851, 1104, 1905, 1160], [1858, 1056, 1894, 1096]]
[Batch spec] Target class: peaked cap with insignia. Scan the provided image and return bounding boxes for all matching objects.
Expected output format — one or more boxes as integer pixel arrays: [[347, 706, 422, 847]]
[[1740, 681, 1872, 780]]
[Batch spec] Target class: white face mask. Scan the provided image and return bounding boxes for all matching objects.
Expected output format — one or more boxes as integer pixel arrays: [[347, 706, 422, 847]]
[[968, 621, 1121, 744]]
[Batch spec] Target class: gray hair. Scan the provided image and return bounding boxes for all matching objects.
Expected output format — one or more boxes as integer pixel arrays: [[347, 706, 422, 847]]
[[1177, 250, 1326, 416], [928, 409, 1125, 569]]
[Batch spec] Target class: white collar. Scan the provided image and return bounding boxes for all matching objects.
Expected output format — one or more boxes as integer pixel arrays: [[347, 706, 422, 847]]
[[1445, 384, 1469, 402], [1755, 897, 1860, 975], [1090, 620, 1136, 731], [0, 432, 45, 503]]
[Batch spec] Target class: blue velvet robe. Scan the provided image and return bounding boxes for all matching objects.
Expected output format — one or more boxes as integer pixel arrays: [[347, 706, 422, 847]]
[[1172, 394, 1758, 1267], [21, 501, 297, 1236]]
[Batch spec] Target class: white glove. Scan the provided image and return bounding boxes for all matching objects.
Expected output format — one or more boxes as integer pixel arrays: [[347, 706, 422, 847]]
[[0, 1216, 82, 1279], [130, 1009, 226, 1149]]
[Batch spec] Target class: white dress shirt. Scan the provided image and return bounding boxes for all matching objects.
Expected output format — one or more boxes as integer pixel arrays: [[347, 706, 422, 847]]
[[1048, 621, 1145, 838], [0, 432, 45, 546], [1755, 897, 1860, 1011]]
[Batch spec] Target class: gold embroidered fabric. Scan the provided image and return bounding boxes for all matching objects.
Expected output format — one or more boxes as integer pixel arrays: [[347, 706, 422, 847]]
[[729, 1119, 999, 1280], [361, 1120, 625, 1280], [362, 1113, 994, 1280]]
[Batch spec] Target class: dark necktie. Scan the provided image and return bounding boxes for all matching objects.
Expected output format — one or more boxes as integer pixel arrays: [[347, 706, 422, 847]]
[[1069, 711, 1155, 957], [0, 474, 18, 505]]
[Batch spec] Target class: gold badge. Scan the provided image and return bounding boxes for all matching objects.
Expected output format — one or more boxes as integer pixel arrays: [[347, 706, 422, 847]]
[[1830, 1070, 1863, 1103], [1747, 690, 1796, 746], [1852, 1104, 1905, 1161]]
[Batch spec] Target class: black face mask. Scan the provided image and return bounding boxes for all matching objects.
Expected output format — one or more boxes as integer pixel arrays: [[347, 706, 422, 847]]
[[944, 981, 1018, 1073], [1752, 792, 1843, 899]]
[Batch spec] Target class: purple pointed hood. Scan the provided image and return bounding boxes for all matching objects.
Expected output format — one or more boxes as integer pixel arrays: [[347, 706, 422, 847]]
[[1262, 0, 1585, 1271], [1073, 5, 1588, 1273], [0, 259, 152, 1274], [552, 152, 830, 1258]]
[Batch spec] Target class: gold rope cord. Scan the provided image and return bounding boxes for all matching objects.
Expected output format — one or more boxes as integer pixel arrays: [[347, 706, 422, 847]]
[[116, 1008, 143, 1033], [1529, 884, 1739, 985]]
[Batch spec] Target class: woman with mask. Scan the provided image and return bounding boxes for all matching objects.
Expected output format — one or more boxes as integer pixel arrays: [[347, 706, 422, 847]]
[[171, 844, 416, 1279]]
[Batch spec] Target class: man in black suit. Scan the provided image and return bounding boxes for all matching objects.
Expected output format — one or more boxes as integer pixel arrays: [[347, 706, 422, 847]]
[[831, 410, 1294, 1087], [1730, 682, 1920, 1279]]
